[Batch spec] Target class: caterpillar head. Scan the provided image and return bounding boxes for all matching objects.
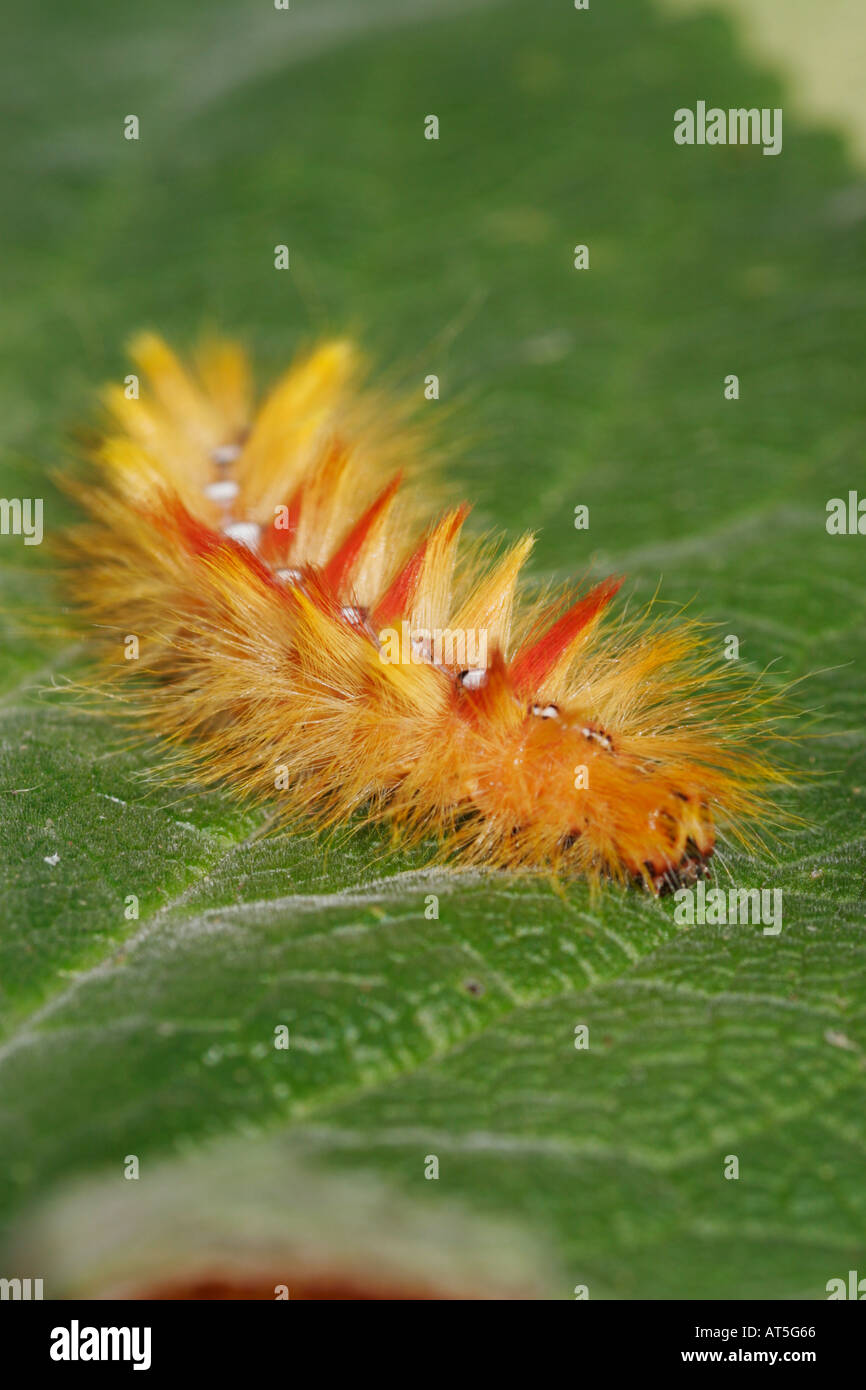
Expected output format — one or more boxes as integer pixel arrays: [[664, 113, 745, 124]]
[[443, 650, 739, 893]]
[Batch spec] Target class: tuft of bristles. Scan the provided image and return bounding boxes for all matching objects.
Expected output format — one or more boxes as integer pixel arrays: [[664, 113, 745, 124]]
[[63, 334, 789, 893]]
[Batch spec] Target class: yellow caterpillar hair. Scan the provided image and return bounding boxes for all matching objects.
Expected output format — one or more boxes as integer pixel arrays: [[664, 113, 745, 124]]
[[64, 333, 786, 893]]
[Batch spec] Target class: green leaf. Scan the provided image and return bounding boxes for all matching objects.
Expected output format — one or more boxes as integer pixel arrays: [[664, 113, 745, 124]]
[[1, 0, 865, 1298]]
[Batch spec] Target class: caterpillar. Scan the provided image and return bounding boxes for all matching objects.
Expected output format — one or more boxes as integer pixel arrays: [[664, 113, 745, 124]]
[[64, 333, 784, 894]]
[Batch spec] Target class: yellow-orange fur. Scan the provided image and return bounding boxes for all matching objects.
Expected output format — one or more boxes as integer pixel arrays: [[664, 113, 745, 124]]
[[65, 334, 786, 892]]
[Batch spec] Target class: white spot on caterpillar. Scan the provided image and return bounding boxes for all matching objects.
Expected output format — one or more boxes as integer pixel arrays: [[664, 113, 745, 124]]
[[205, 479, 240, 504], [275, 568, 302, 585], [459, 668, 487, 690], [223, 521, 261, 550], [212, 444, 242, 466], [531, 703, 559, 719]]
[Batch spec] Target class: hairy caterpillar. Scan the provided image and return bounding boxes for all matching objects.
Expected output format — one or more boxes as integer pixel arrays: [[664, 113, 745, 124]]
[[65, 334, 784, 893]]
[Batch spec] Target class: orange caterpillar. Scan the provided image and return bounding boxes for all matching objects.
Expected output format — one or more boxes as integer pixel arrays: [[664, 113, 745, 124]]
[[65, 334, 783, 893]]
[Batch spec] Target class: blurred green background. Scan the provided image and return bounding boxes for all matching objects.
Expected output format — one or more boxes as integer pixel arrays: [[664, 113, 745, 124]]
[[0, 0, 864, 1298]]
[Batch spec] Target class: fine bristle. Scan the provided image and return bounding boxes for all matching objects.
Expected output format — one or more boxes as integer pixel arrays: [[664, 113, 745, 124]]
[[63, 334, 790, 893]]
